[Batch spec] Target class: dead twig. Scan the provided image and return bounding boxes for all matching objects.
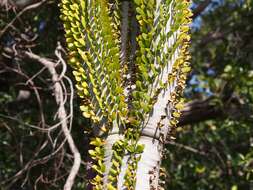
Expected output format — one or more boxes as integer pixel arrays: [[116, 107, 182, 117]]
[[23, 49, 81, 190], [167, 141, 207, 157], [192, 0, 212, 19], [0, 0, 47, 39]]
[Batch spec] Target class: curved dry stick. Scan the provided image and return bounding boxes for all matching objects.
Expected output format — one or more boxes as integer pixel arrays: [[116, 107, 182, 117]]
[[0, 0, 47, 39], [23, 50, 81, 190], [1, 140, 49, 187], [3, 66, 46, 127]]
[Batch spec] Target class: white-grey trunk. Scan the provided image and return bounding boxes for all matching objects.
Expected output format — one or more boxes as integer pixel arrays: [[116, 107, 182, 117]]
[[103, 128, 163, 190], [101, 1, 180, 189], [103, 135, 161, 190], [103, 84, 175, 189]]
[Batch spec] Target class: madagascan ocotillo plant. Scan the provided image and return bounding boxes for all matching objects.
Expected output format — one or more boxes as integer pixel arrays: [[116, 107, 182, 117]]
[[60, 0, 192, 189]]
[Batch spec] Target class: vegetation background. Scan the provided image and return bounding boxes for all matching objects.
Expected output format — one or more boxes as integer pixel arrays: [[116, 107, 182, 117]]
[[0, 0, 252, 189]]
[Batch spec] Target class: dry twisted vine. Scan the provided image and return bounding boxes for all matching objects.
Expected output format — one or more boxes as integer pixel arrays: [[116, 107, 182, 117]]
[[22, 47, 81, 190]]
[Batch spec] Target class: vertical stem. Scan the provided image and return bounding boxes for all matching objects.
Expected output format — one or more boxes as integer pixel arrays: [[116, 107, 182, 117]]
[[120, 1, 129, 65]]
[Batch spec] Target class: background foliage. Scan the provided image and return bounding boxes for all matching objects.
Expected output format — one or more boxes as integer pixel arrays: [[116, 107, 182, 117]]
[[0, 0, 252, 189]]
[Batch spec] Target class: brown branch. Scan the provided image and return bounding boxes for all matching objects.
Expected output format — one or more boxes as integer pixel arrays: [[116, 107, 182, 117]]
[[23, 49, 81, 190], [167, 141, 207, 156], [0, 0, 47, 39], [179, 97, 223, 126], [3, 65, 46, 127], [200, 31, 225, 46], [192, 0, 212, 19], [179, 94, 252, 126], [2, 140, 49, 188]]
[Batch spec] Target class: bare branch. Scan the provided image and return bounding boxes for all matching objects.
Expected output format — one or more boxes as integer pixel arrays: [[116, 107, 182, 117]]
[[192, 0, 212, 19], [23, 49, 81, 190], [179, 94, 252, 126], [167, 141, 207, 156], [0, 0, 47, 39], [179, 97, 222, 126]]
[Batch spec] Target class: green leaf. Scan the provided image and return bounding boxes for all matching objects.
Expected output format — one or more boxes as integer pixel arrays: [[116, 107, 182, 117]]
[[181, 66, 191, 73], [92, 165, 103, 175], [107, 183, 117, 190], [90, 137, 103, 147], [88, 150, 97, 157], [135, 144, 145, 154], [109, 168, 119, 176]]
